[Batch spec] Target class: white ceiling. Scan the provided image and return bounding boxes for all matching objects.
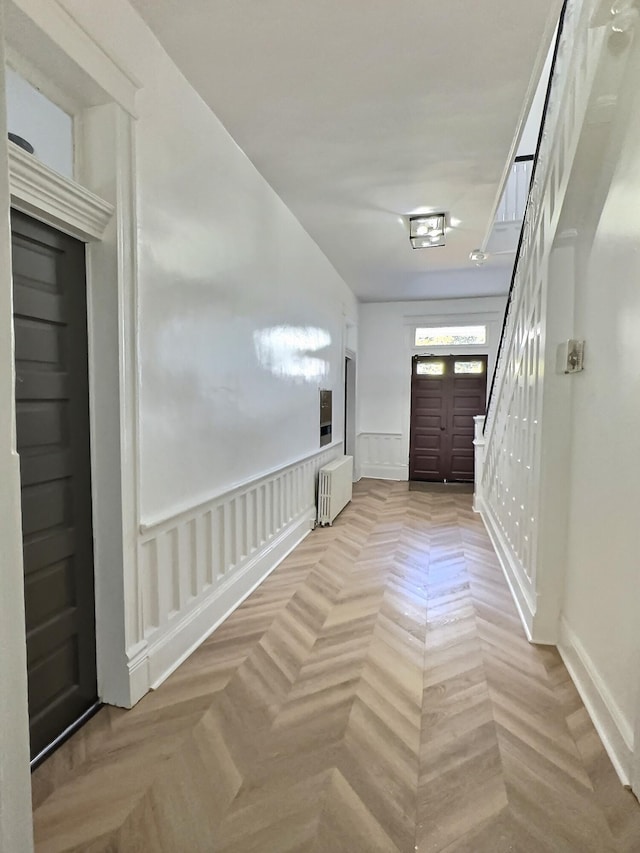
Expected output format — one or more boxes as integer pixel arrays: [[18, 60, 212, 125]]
[[130, 0, 562, 302]]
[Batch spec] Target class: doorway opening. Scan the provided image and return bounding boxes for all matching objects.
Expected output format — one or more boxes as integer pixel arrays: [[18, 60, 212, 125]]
[[344, 354, 356, 468], [409, 355, 487, 482]]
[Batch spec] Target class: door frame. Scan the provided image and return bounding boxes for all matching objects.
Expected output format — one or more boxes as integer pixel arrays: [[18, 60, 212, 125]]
[[11, 209, 103, 765], [344, 348, 357, 473], [409, 354, 488, 482], [2, 0, 143, 777], [633, 675, 640, 799], [400, 312, 499, 480], [1, 9, 143, 839], [0, 31, 33, 853]]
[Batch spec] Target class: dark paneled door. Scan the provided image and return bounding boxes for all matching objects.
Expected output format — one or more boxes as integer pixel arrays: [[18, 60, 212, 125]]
[[11, 210, 98, 761], [409, 355, 487, 482]]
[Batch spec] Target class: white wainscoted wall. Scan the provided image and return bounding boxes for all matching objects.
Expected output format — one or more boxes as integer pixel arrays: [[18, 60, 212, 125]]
[[479, 0, 640, 790], [357, 432, 406, 481], [357, 297, 504, 481], [136, 443, 341, 691]]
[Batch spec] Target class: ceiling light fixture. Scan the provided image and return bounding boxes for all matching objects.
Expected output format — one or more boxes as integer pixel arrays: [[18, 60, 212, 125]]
[[470, 249, 487, 265], [409, 214, 446, 249]]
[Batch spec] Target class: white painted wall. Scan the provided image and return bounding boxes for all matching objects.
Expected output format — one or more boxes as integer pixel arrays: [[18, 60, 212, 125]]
[[559, 35, 640, 766], [5, 65, 74, 178], [57, 0, 357, 526], [358, 296, 504, 479]]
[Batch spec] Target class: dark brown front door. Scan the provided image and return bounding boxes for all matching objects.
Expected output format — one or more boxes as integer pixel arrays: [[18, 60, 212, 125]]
[[409, 355, 487, 482], [11, 210, 98, 761]]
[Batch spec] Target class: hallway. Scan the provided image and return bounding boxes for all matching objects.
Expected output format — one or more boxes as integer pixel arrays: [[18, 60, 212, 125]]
[[31, 480, 640, 852]]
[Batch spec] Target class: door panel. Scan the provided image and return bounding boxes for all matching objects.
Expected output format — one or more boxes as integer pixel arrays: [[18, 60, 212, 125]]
[[11, 210, 97, 761], [409, 355, 487, 482]]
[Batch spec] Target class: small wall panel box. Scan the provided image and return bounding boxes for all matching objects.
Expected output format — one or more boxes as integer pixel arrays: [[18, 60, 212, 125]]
[[320, 389, 332, 447], [556, 339, 585, 374], [317, 456, 353, 526]]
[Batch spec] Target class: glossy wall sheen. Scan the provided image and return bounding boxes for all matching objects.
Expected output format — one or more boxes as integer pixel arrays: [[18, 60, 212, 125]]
[[59, 0, 357, 524]]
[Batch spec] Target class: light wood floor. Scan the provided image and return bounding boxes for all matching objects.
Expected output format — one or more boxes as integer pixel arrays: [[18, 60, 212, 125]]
[[32, 479, 640, 852]]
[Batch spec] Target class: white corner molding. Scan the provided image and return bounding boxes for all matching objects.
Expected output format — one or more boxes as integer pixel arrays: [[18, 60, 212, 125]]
[[558, 618, 634, 786], [8, 142, 114, 241]]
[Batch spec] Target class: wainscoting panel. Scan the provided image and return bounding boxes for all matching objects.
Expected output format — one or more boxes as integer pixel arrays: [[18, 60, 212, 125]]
[[358, 432, 407, 481], [135, 443, 342, 691]]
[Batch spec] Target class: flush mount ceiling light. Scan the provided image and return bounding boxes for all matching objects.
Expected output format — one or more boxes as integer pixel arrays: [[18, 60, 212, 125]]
[[409, 213, 446, 249], [470, 249, 487, 265]]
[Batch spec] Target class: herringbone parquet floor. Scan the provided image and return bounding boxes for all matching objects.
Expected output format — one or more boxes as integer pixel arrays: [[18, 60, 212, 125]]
[[32, 480, 640, 852]]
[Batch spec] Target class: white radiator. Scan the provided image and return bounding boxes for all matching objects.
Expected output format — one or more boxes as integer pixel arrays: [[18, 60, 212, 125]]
[[317, 455, 353, 526]]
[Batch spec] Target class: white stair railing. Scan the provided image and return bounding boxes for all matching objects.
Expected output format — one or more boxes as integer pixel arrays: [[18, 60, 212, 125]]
[[479, 0, 609, 639]]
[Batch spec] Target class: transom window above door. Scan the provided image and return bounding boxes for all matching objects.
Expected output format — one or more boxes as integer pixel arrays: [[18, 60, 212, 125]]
[[414, 325, 487, 347]]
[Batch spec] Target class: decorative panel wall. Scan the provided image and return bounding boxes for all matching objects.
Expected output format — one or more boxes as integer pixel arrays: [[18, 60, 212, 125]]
[[358, 432, 407, 480], [136, 443, 341, 687], [481, 0, 607, 627]]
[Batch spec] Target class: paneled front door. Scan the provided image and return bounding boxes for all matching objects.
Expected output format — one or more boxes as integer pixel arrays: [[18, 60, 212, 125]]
[[409, 355, 487, 482]]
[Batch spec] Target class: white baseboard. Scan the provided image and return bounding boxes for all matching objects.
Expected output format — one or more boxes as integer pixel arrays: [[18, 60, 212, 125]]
[[477, 496, 535, 642], [127, 651, 150, 707], [558, 617, 633, 786], [480, 498, 635, 788], [133, 509, 315, 695], [359, 464, 408, 481]]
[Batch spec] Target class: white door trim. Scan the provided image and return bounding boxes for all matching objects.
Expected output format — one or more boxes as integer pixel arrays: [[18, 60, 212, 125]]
[[0, 26, 34, 852], [400, 313, 501, 482], [5, 0, 140, 116], [344, 349, 357, 473], [8, 140, 114, 240], [3, 0, 143, 724], [633, 671, 640, 798]]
